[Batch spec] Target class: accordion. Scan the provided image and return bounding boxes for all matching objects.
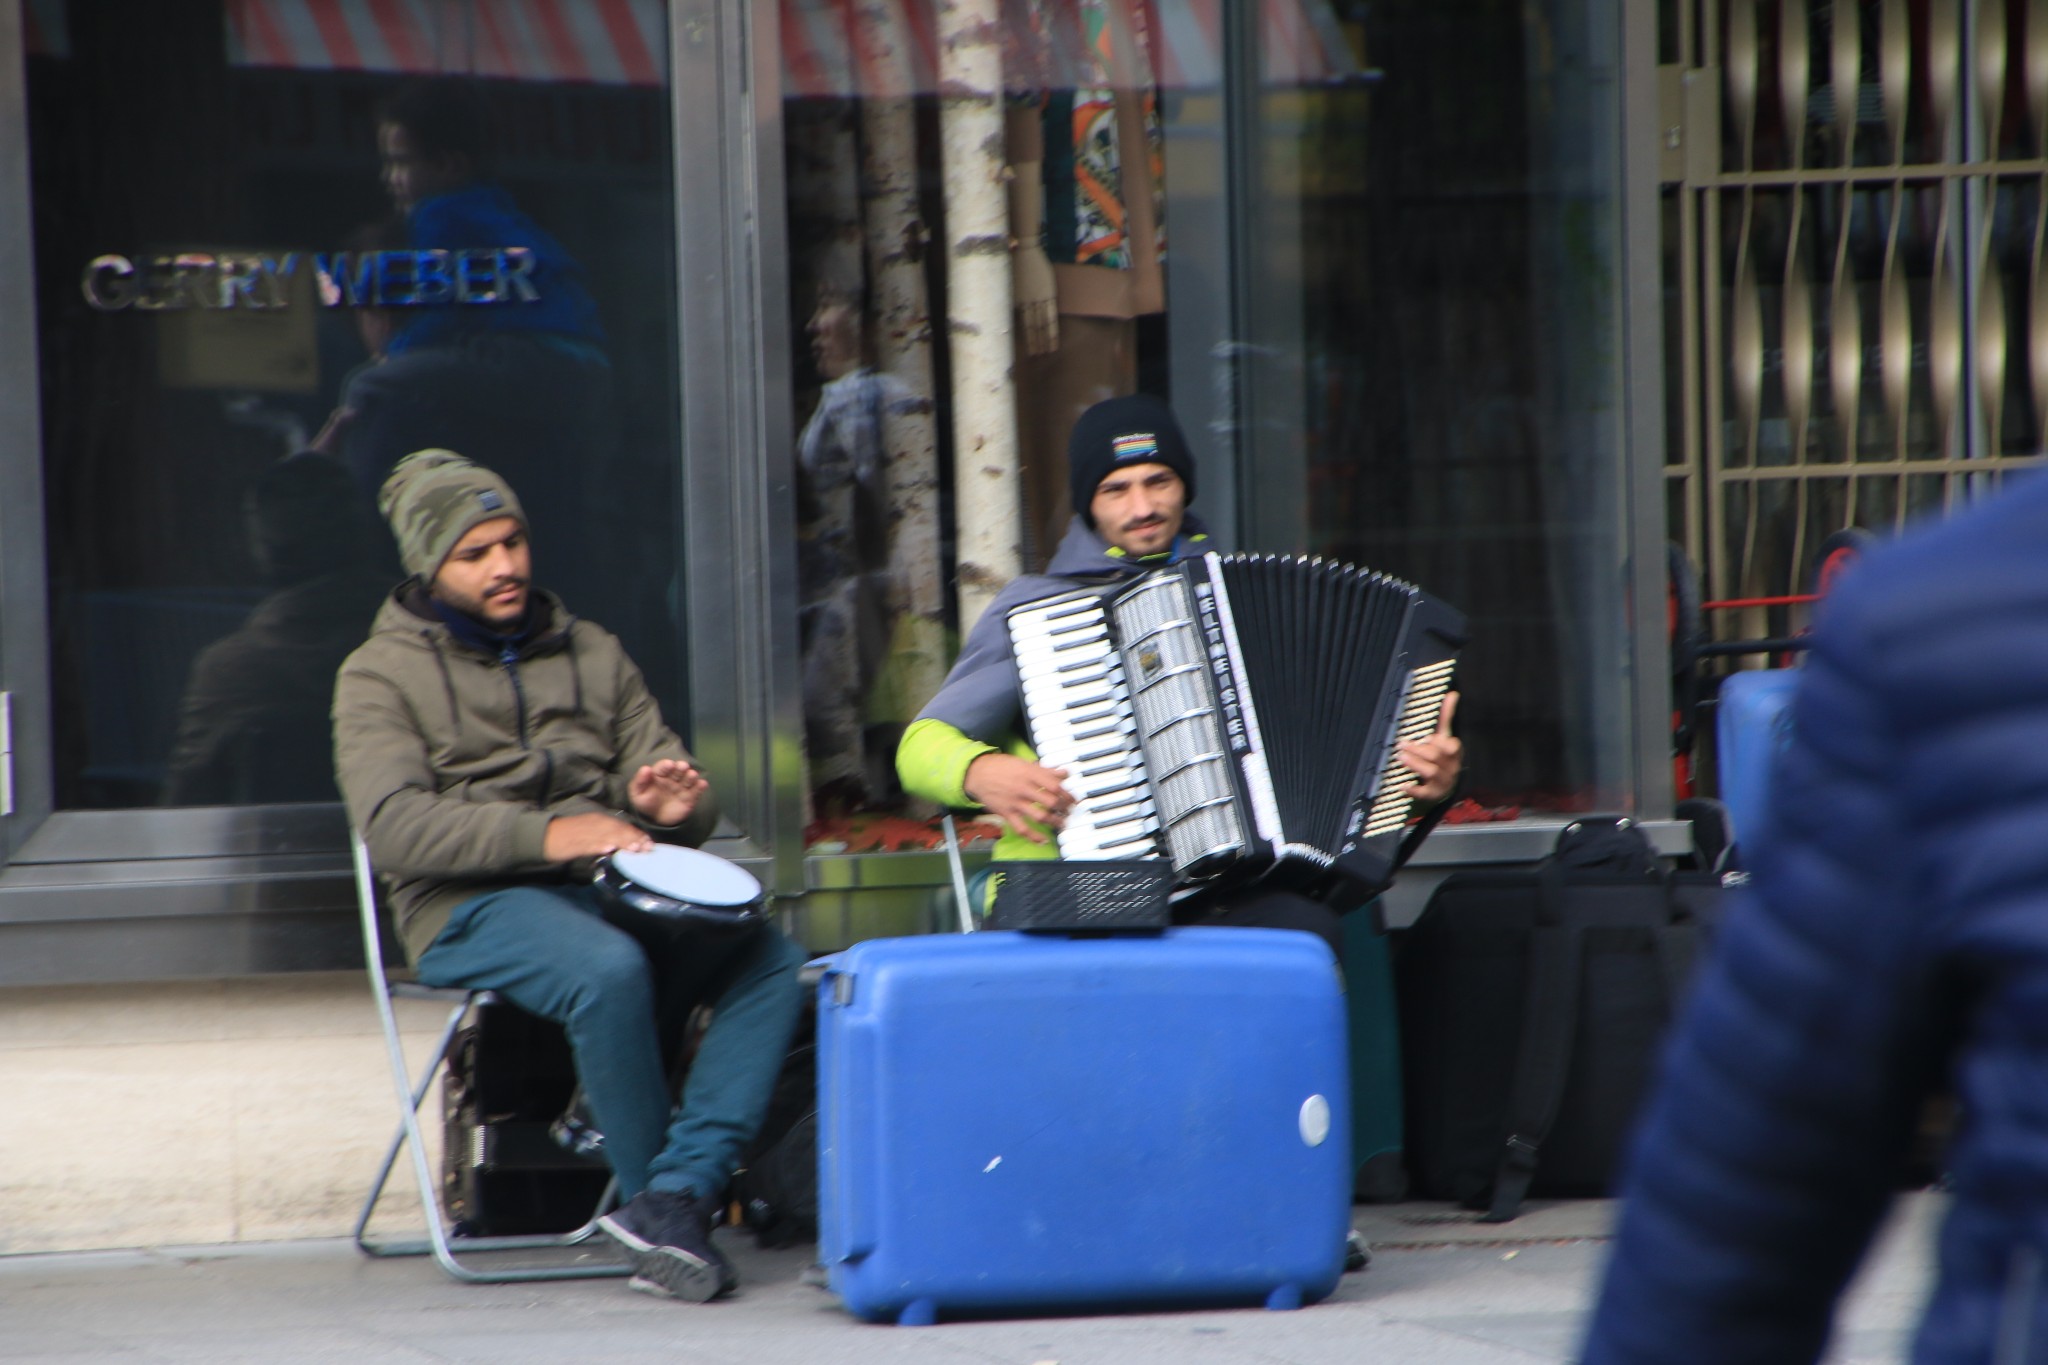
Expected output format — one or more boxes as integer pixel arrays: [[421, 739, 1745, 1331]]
[[1008, 552, 1466, 901]]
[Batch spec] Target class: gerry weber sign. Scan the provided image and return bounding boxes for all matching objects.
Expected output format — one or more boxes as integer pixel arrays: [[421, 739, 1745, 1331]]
[[82, 249, 541, 312]]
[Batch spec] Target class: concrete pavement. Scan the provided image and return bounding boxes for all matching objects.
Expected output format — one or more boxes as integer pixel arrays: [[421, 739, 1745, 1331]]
[[0, 1196, 1940, 1364]]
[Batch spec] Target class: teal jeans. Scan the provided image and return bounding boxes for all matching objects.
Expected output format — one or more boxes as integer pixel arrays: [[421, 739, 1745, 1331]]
[[417, 883, 805, 1201]]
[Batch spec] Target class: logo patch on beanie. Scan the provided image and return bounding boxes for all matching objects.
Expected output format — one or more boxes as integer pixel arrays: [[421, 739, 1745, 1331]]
[[477, 489, 504, 512], [1112, 431, 1159, 464]]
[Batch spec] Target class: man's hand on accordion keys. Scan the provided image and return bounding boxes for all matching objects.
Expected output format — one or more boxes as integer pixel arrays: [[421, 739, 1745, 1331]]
[[1396, 691, 1463, 806], [964, 752, 1075, 843]]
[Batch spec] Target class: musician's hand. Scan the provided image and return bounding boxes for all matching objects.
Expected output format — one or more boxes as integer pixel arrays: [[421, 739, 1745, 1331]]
[[1398, 692, 1463, 805], [964, 752, 1073, 844], [543, 812, 654, 863], [628, 759, 709, 828]]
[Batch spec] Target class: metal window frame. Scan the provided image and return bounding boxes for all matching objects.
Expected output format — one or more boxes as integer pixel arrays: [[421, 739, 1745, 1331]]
[[1624, 0, 1678, 814], [673, 0, 805, 896], [0, 0, 51, 864]]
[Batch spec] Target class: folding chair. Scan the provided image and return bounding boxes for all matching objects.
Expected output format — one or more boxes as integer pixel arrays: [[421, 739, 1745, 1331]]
[[349, 828, 629, 1283]]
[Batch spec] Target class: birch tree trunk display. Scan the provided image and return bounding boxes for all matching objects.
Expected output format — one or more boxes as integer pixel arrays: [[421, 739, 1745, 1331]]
[[936, 0, 1022, 631], [853, 0, 947, 719]]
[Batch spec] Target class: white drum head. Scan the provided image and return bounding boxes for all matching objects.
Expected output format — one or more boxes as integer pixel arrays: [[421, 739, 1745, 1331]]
[[611, 845, 762, 908]]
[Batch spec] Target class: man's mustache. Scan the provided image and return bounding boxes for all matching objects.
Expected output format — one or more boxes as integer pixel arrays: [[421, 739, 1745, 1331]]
[[1121, 515, 1166, 533]]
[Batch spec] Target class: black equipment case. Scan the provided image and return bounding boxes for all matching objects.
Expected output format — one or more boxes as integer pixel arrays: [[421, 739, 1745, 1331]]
[[1396, 817, 1730, 1221], [440, 999, 612, 1237]]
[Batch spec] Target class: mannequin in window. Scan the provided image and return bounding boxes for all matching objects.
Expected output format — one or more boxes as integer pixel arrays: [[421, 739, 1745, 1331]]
[[1007, 0, 1167, 570], [163, 452, 387, 806]]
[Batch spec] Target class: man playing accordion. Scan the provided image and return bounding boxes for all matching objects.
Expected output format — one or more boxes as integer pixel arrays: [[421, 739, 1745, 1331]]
[[894, 393, 1463, 956]]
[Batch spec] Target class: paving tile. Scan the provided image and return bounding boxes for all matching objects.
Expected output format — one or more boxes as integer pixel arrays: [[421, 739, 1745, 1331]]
[[1393, 1310, 1588, 1361], [0, 1327, 154, 1362]]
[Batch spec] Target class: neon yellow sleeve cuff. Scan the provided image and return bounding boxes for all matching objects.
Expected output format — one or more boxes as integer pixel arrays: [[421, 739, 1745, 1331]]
[[896, 717, 997, 808]]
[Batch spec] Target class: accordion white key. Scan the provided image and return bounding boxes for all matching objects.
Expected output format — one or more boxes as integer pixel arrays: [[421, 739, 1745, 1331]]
[[1007, 552, 1466, 900]]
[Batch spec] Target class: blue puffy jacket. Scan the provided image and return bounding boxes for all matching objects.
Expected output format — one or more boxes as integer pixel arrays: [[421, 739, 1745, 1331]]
[[1582, 470, 2048, 1363]]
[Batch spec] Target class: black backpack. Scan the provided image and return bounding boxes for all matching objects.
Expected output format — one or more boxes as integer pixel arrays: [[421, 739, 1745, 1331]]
[[1398, 815, 1729, 1221], [729, 1035, 819, 1248]]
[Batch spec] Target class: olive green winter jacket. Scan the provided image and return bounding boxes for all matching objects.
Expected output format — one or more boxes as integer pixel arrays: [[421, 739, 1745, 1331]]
[[332, 584, 717, 962]]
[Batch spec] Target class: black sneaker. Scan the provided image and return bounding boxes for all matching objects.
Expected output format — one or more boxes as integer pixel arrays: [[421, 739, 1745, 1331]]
[[1344, 1229, 1372, 1273], [598, 1190, 737, 1302]]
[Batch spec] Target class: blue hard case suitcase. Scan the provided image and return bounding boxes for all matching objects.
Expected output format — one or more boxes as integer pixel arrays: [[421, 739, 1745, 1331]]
[[817, 927, 1351, 1324], [1715, 668, 1801, 845]]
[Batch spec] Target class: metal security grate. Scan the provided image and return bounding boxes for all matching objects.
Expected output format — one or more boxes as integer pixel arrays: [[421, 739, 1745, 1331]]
[[1664, 0, 2048, 642]]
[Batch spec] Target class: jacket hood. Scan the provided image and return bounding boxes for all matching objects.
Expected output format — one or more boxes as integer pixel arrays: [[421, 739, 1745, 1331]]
[[373, 581, 573, 659]]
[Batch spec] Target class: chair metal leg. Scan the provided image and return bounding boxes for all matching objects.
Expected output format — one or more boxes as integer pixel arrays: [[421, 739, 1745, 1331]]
[[351, 992, 467, 1260], [354, 985, 627, 1282], [351, 830, 627, 1283]]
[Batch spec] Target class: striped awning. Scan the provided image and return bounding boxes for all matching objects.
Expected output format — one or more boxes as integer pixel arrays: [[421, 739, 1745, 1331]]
[[226, 0, 668, 86], [215, 0, 1359, 94], [781, 0, 1364, 96]]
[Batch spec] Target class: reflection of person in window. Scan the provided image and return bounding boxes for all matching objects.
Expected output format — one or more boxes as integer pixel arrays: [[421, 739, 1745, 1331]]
[[327, 80, 615, 616], [797, 285, 916, 815], [309, 217, 407, 470], [162, 452, 387, 806], [373, 81, 606, 362]]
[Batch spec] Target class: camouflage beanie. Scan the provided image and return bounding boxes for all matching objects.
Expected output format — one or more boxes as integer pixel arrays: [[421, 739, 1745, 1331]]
[[377, 449, 527, 581]]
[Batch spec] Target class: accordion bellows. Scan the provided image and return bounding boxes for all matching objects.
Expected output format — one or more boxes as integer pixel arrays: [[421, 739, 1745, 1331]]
[[1009, 552, 1466, 901]]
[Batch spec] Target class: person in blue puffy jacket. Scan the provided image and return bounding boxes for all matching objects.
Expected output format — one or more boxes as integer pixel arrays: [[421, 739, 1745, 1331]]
[[1582, 472, 2048, 1362]]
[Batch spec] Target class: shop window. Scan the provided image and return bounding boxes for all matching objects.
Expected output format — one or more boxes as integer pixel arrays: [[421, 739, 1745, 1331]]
[[1280, 0, 1636, 816], [25, 1, 684, 809], [779, 0, 1216, 849], [779, 0, 1637, 841]]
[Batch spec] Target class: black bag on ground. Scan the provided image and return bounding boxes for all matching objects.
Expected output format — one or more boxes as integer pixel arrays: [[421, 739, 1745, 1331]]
[[730, 1040, 818, 1247], [1396, 816, 1728, 1222], [730, 995, 819, 1248], [441, 999, 612, 1237]]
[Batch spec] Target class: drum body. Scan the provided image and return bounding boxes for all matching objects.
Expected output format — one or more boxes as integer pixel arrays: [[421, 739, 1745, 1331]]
[[593, 845, 766, 935]]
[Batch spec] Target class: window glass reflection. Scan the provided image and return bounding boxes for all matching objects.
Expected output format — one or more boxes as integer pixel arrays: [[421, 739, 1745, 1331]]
[[1263, 0, 1633, 816], [781, 0, 1208, 848], [781, 0, 1636, 835], [28, 2, 682, 810]]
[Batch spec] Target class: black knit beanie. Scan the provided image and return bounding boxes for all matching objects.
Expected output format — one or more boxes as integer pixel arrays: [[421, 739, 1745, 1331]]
[[1067, 393, 1197, 526]]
